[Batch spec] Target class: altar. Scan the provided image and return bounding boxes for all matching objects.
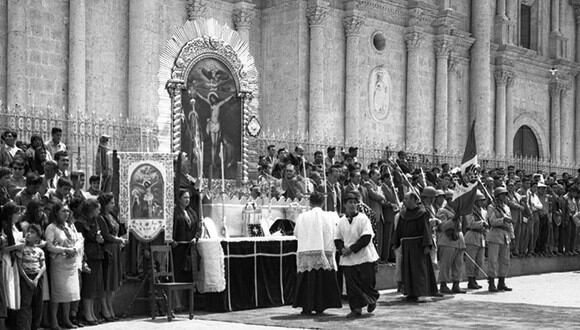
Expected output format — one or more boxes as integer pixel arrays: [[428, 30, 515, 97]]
[[199, 236, 297, 312]]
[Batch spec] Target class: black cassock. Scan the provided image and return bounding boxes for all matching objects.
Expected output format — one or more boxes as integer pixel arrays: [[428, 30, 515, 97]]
[[393, 206, 438, 298]]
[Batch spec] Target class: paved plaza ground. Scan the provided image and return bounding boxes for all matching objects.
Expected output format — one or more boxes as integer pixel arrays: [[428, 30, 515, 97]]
[[91, 271, 580, 329]]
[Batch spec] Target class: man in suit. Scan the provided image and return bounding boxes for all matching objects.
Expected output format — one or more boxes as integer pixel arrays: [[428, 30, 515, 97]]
[[344, 169, 369, 206], [264, 144, 276, 167], [319, 165, 342, 214], [364, 169, 386, 258], [380, 172, 400, 262]]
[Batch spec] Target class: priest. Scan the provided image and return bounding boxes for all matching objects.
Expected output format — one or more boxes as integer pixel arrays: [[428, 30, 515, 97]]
[[293, 191, 342, 315]]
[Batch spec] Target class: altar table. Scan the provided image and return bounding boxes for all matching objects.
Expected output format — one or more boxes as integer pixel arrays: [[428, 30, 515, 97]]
[[200, 236, 297, 312]]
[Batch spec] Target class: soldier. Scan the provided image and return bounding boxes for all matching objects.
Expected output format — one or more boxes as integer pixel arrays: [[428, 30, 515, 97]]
[[464, 191, 488, 289], [436, 191, 466, 294], [486, 187, 513, 292], [421, 187, 441, 274]]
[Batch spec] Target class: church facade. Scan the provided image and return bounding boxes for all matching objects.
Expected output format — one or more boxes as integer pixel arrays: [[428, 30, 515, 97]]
[[1, 0, 579, 163]]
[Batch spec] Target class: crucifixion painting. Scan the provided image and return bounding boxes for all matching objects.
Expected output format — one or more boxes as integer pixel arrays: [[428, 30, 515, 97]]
[[182, 57, 241, 180]]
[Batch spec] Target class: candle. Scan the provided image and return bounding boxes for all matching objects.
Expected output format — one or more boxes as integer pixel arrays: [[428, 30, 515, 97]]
[[322, 150, 328, 210], [220, 142, 225, 193]]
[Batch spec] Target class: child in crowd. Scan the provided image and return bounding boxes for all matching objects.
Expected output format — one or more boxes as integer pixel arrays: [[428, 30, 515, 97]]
[[16, 224, 46, 330]]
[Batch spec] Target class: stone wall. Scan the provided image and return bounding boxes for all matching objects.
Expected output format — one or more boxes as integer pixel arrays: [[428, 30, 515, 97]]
[[0, 0, 580, 164]]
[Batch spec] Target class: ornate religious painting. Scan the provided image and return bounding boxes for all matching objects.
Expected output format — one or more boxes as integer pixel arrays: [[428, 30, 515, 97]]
[[117, 152, 175, 242], [182, 58, 241, 180], [159, 19, 260, 185], [368, 66, 391, 122]]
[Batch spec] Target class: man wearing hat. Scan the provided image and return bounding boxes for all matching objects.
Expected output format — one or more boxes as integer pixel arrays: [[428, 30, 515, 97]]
[[436, 190, 466, 294], [464, 190, 488, 289], [506, 180, 525, 256], [536, 182, 551, 255], [486, 187, 513, 292], [335, 191, 379, 318]]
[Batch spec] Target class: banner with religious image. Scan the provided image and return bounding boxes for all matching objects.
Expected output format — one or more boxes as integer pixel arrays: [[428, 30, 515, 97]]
[[117, 152, 176, 242]]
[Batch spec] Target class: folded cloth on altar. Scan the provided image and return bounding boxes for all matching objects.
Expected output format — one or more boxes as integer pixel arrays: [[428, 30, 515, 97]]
[[201, 217, 219, 239], [197, 239, 226, 293]]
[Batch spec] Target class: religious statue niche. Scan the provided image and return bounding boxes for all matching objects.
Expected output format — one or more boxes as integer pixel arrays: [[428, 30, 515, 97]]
[[182, 58, 241, 181], [368, 66, 391, 122]]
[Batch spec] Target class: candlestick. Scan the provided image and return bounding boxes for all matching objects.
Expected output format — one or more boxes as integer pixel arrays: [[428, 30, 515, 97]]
[[220, 142, 225, 193], [322, 150, 328, 210]]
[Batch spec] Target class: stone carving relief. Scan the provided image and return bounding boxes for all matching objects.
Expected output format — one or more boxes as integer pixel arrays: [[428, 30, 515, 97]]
[[368, 66, 391, 122]]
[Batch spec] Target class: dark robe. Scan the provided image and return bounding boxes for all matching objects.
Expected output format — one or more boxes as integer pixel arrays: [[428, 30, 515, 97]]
[[393, 206, 438, 298], [172, 206, 200, 282]]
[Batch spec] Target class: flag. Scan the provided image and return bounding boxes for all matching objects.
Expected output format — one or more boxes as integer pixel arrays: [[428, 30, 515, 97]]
[[460, 120, 478, 175], [449, 121, 479, 216]]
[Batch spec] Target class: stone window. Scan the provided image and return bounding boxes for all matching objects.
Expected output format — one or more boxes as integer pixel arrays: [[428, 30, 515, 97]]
[[520, 4, 532, 48], [518, 0, 538, 50]]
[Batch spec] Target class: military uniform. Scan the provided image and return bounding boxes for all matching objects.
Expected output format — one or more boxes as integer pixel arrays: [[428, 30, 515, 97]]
[[486, 187, 513, 292], [464, 193, 487, 289], [436, 202, 466, 294]]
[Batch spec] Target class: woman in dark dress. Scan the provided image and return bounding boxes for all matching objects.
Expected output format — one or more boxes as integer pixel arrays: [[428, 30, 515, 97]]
[[172, 190, 200, 311], [75, 199, 104, 325], [172, 190, 200, 283], [97, 193, 126, 321], [393, 192, 438, 302]]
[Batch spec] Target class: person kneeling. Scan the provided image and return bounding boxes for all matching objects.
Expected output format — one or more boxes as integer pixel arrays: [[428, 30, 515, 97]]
[[335, 191, 380, 318]]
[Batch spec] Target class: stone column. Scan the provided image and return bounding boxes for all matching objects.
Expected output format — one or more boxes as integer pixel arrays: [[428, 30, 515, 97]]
[[405, 29, 424, 150], [494, 0, 509, 44], [552, 0, 561, 32], [505, 74, 515, 156], [561, 81, 574, 162], [306, 0, 329, 140], [447, 57, 459, 151], [6, 0, 27, 110], [128, 0, 161, 120], [506, 0, 517, 44], [434, 38, 451, 152], [470, 0, 493, 153], [549, 78, 563, 162], [68, 0, 86, 116], [494, 70, 511, 156], [233, 2, 255, 44], [343, 12, 364, 144], [572, 1, 580, 162]]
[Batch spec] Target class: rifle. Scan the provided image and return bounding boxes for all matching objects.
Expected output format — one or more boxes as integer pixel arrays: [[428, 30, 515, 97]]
[[386, 166, 401, 208], [387, 158, 420, 197], [476, 177, 510, 221]]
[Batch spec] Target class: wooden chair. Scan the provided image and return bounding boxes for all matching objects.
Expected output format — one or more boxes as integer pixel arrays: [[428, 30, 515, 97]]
[[149, 245, 196, 321]]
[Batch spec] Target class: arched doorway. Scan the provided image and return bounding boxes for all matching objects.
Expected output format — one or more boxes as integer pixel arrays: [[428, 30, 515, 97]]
[[513, 125, 539, 158]]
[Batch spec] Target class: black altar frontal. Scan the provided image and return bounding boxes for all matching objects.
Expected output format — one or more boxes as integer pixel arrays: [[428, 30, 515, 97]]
[[202, 237, 297, 312]]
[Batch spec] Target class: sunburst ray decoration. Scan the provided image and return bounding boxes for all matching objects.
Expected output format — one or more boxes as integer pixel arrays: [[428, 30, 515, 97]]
[[157, 18, 260, 153]]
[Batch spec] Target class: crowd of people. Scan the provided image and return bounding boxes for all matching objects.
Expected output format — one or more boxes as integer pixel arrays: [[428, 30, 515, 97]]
[[0, 128, 125, 330], [263, 144, 580, 317]]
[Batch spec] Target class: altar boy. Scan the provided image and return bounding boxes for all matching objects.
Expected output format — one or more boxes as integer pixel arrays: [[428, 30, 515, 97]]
[[335, 191, 380, 318]]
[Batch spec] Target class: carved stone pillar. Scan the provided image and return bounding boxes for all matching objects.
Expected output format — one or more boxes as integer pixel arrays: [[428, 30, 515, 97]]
[[343, 12, 364, 144], [68, 0, 86, 117], [447, 57, 459, 151], [553, 0, 561, 32], [186, 0, 208, 21], [7, 0, 27, 110], [505, 0, 517, 44], [405, 29, 425, 150], [494, 70, 511, 155], [470, 0, 493, 153], [129, 0, 161, 120], [306, 0, 329, 140], [434, 38, 451, 152], [233, 2, 255, 44], [505, 74, 515, 156], [549, 78, 564, 161]]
